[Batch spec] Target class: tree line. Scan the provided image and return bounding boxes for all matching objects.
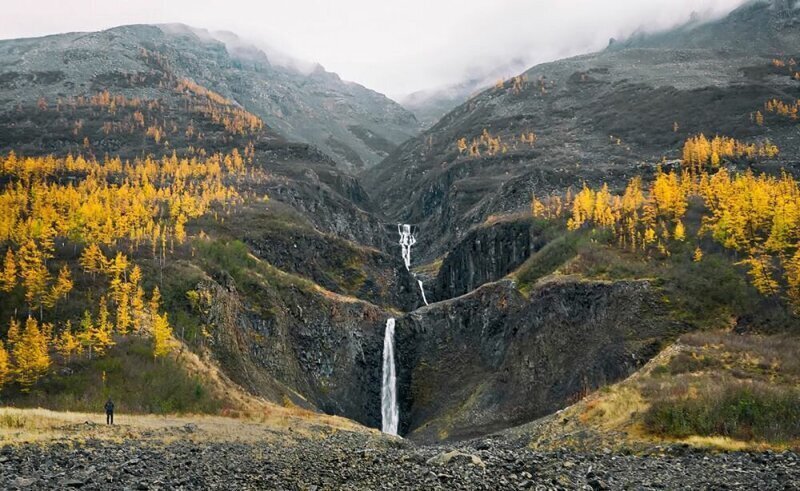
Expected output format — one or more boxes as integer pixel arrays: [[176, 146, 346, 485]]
[[0, 149, 253, 392], [532, 135, 800, 312]]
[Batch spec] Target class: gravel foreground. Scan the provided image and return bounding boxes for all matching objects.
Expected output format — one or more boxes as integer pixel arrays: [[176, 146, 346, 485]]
[[1, 430, 798, 490]]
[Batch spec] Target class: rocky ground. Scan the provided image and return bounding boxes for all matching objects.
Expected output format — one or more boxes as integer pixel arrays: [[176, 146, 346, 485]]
[[2, 425, 798, 490]]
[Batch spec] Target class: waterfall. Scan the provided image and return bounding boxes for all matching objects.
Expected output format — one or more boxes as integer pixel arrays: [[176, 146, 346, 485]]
[[381, 318, 399, 435], [398, 224, 416, 271], [398, 223, 429, 306], [418, 280, 429, 306]]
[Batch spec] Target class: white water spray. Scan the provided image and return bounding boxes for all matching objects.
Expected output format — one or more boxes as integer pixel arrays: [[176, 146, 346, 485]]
[[381, 318, 399, 435]]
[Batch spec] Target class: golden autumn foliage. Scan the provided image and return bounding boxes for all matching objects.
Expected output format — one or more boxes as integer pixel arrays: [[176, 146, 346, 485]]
[[533, 164, 800, 312], [456, 129, 536, 157], [175, 79, 263, 135], [764, 98, 800, 120], [0, 143, 257, 390], [0, 151, 244, 251], [12, 317, 51, 390], [0, 340, 9, 391], [152, 312, 175, 359], [681, 134, 778, 171], [1, 248, 16, 292], [55, 321, 81, 363]]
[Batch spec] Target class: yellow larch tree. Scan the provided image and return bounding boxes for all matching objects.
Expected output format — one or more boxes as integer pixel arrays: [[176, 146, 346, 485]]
[[94, 297, 115, 355], [1, 248, 16, 292], [55, 321, 80, 362], [45, 265, 73, 308], [78, 310, 97, 360], [0, 339, 9, 392], [674, 220, 686, 241], [152, 312, 175, 359], [6, 318, 21, 348], [13, 317, 51, 390], [17, 239, 50, 314], [79, 243, 107, 277], [785, 249, 800, 313]]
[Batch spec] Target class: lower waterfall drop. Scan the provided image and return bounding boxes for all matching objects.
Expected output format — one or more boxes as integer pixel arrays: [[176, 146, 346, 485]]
[[381, 318, 399, 435]]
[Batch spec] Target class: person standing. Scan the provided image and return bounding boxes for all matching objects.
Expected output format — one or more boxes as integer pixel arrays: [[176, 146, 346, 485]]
[[105, 398, 115, 425]]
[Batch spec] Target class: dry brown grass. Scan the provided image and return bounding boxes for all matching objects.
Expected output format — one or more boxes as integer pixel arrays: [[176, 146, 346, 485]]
[[681, 331, 800, 378], [526, 332, 800, 452], [0, 338, 372, 446], [0, 405, 374, 446]]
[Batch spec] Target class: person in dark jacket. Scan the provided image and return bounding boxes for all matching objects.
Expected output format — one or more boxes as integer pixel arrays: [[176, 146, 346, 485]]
[[105, 398, 115, 425]]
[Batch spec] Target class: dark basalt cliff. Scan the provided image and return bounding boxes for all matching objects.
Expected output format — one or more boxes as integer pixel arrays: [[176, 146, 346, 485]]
[[433, 218, 549, 301], [193, 273, 390, 428], [188, 269, 685, 441], [394, 279, 686, 441]]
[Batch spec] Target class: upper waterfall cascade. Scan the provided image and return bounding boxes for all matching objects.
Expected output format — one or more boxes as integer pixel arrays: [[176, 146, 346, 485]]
[[398, 224, 416, 271], [397, 224, 429, 306]]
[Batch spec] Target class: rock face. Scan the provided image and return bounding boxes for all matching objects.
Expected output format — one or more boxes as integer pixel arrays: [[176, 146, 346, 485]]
[[194, 273, 390, 428], [244, 218, 420, 311], [433, 218, 547, 301], [178, 240, 683, 442], [395, 278, 685, 441]]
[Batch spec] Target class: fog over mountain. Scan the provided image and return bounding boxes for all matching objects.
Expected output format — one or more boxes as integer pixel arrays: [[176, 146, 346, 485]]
[[3, 0, 748, 98]]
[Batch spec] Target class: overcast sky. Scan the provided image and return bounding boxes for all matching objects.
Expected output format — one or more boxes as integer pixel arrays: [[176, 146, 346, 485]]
[[3, 0, 748, 98]]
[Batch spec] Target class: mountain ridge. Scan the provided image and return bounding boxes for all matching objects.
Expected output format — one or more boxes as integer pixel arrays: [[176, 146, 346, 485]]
[[0, 23, 420, 170], [363, 0, 800, 262]]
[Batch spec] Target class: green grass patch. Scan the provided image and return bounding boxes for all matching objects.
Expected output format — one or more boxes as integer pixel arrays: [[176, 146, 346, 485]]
[[514, 232, 580, 294]]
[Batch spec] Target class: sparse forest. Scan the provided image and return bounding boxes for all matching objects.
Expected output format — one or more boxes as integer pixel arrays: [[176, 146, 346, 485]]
[[532, 136, 800, 312], [0, 149, 257, 391]]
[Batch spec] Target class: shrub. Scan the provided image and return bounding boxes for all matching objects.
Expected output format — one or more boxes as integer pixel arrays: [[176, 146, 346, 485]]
[[0, 413, 27, 429], [667, 352, 720, 375], [645, 379, 800, 443]]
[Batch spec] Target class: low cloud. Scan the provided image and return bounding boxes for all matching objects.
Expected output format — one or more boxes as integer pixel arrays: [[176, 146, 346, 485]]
[[2, 0, 750, 98]]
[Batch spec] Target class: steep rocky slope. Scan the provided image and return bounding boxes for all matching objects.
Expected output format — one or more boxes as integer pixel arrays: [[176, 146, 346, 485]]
[[0, 24, 420, 170], [394, 278, 685, 441], [431, 216, 549, 301], [364, 0, 800, 262]]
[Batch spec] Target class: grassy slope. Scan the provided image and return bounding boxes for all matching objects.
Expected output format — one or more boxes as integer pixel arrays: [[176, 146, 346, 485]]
[[0, 198, 382, 424], [522, 330, 800, 452], [499, 207, 800, 451]]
